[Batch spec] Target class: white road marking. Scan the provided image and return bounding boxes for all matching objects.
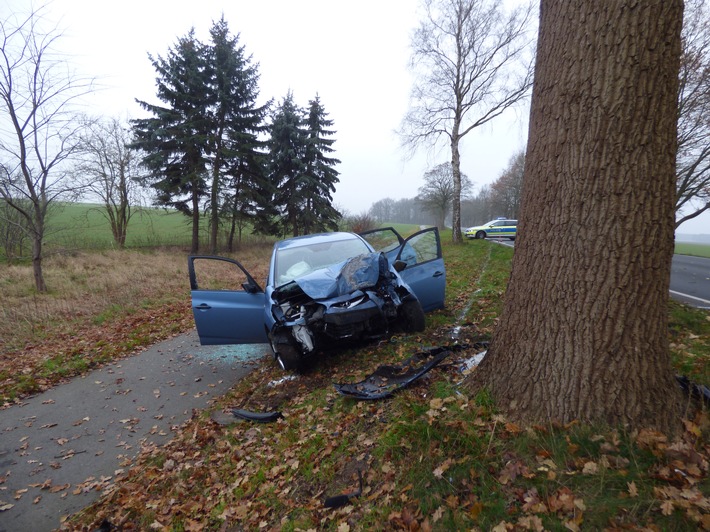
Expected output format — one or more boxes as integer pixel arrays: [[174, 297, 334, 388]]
[[669, 290, 710, 306]]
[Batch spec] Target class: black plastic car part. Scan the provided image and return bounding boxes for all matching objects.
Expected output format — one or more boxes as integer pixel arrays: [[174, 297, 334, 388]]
[[231, 409, 283, 423], [676, 375, 710, 407], [324, 469, 363, 508], [333, 344, 474, 400]]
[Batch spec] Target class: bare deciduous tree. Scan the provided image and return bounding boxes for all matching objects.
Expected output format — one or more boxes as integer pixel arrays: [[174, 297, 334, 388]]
[[0, 196, 30, 260], [489, 150, 524, 218], [76, 117, 147, 248], [0, 6, 92, 290], [416, 162, 472, 229], [676, 0, 710, 228], [400, 0, 535, 243]]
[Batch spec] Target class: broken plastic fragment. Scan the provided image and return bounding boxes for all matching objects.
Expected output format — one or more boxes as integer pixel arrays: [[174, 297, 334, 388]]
[[231, 409, 283, 423], [324, 469, 363, 508], [334, 344, 471, 400], [676, 375, 710, 407]]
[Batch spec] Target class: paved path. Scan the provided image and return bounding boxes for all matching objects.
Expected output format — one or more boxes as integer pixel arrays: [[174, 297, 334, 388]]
[[0, 331, 268, 532]]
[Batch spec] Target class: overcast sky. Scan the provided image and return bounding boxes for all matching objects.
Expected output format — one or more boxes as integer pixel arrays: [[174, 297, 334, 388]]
[[5, 0, 708, 233]]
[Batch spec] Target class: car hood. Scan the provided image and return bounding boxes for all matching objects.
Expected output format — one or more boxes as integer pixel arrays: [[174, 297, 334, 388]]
[[274, 252, 392, 301]]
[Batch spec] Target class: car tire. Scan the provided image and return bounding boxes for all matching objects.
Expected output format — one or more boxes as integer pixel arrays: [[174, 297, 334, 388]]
[[475, 231, 486, 239], [399, 298, 426, 333], [275, 345, 301, 371], [269, 334, 301, 371]]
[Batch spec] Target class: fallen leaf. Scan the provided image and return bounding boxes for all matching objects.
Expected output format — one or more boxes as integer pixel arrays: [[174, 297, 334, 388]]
[[582, 461, 598, 475], [661, 500, 674, 516], [627, 481, 638, 498], [433, 459, 452, 479]]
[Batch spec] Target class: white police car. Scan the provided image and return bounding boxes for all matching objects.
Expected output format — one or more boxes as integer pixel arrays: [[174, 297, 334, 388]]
[[464, 218, 517, 240]]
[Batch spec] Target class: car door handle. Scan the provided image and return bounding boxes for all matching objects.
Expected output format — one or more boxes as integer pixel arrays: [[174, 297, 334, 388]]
[[433, 271, 444, 278], [195, 303, 211, 310]]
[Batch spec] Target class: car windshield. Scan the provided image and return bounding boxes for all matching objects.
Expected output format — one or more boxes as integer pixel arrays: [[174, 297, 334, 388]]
[[274, 237, 372, 286]]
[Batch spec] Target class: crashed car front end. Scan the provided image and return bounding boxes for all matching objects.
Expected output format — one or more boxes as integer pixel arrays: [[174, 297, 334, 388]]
[[269, 252, 422, 368]]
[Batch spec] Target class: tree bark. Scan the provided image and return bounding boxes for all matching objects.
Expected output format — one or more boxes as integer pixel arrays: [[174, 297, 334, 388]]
[[451, 126, 463, 244], [191, 186, 200, 254], [32, 236, 46, 293], [469, 0, 684, 434]]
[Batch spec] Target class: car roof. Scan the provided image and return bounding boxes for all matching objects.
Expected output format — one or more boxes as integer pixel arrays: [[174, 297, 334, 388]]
[[274, 232, 364, 250]]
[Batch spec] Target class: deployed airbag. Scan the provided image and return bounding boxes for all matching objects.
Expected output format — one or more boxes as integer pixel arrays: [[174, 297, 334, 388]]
[[283, 252, 390, 300]]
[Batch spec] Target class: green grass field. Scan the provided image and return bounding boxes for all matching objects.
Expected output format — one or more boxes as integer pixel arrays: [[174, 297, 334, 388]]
[[675, 241, 710, 258], [40, 202, 278, 252], [46, 202, 195, 249], [7, 201, 710, 258]]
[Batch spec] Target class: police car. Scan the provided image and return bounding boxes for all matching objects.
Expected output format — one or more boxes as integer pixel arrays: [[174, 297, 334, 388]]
[[464, 218, 517, 240]]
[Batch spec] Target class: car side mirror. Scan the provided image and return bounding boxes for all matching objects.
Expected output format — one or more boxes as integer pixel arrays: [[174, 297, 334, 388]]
[[393, 260, 407, 272], [242, 282, 260, 294]]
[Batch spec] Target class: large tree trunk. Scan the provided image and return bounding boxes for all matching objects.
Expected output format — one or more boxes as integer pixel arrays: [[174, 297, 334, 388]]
[[469, 0, 684, 434]]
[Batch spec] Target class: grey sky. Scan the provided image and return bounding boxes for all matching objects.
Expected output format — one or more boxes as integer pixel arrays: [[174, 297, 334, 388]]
[[5, 0, 707, 232]]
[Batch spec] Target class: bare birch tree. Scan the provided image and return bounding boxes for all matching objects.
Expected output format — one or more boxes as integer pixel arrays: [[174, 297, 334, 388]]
[[676, 0, 710, 228], [400, 0, 535, 243], [0, 6, 92, 290]]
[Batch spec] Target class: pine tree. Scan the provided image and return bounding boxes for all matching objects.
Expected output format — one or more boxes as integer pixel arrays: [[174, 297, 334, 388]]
[[131, 30, 211, 253], [301, 95, 341, 233], [268, 92, 307, 236], [206, 17, 270, 252]]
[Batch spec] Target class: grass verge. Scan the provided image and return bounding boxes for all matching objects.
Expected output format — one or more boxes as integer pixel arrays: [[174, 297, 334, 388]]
[[0, 246, 271, 403], [675, 242, 710, 258], [58, 239, 708, 531]]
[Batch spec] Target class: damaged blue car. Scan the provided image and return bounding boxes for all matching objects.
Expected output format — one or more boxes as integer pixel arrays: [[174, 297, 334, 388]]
[[188, 227, 446, 370]]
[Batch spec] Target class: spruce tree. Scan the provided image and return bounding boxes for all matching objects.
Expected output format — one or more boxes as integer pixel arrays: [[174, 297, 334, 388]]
[[268, 92, 307, 236], [131, 30, 211, 253], [206, 17, 270, 252], [302, 95, 341, 233]]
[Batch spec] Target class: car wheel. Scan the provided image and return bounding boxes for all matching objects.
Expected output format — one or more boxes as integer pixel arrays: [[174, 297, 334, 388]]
[[269, 334, 301, 371], [399, 298, 426, 333], [275, 344, 301, 371], [476, 231, 486, 239]]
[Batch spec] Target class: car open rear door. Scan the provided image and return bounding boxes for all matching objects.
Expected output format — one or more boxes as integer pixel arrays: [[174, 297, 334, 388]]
[[188, 256, 268, 345], [360, 227, 446, 312]]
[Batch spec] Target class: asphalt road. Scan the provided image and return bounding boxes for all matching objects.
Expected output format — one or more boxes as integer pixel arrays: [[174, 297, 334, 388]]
[[670, 254, 710, 310], [0, 331, 268, 532], [490, 238, 710, 310]]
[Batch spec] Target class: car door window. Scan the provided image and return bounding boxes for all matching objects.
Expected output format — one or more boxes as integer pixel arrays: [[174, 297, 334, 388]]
[[394, 228, 446, 312], [359, 227, 404, 253], [189, 256, 263, 292], [396, 228, 440, 266]]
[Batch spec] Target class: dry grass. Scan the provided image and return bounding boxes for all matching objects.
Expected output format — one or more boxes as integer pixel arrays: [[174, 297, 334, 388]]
[[0, 245, 272, 400]]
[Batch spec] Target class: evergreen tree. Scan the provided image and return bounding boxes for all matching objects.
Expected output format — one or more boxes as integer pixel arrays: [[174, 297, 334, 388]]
[[205, 18, 270, 252], [131, 30, 211, 253], [301, 95, 341, 233], [268, 92, 307, 236]]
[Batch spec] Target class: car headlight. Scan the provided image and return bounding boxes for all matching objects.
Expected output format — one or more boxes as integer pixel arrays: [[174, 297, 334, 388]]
[[332, 295, 367, 309]]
